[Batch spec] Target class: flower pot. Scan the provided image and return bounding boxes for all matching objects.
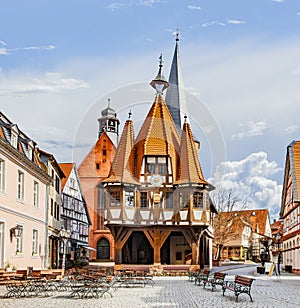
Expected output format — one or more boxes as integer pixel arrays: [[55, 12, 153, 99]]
[[285, 265, 292, 273], [257, 266, 265, 274]]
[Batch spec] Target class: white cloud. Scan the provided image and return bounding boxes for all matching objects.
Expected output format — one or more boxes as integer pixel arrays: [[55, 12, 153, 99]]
[[202, 19, 246, 28], [139, 0, 163, 7], [297, 12, 300, 16], [188, 5, 201, 11], [0, 48, 8, 55], [227, 19, 246, 25], [209, 152, 283, 220], [0, 72, 90, 95], [106, 2, 125, 11], [0, 44, 56, 56], [231, 120, 268, 140], [284, 125, 298, 134], [272, 0, 285, 3], [202, 21, 226, 28]]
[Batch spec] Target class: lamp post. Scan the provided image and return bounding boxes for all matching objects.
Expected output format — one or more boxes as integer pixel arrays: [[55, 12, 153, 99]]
[[59, 228, 71, 277], [276, 232, 282, 275]]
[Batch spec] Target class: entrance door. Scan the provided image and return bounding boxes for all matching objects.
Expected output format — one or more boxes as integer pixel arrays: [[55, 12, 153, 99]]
[[0, 222, 4, 268], [96, 238, 110, 260]]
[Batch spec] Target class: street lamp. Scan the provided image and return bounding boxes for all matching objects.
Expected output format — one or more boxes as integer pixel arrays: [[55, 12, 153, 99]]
[[59, 228, 71, 276], [275, 232, 282, 275]]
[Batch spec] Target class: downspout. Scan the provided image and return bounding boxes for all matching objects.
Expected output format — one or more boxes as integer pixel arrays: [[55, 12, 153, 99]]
[[44, 179, 50, 269]]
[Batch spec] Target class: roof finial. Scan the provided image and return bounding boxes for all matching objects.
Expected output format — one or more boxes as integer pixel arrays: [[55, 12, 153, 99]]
[[175, 28, 180, 42], [150, 54, 169, 94], [184, 113, 187, 123], [158, 53, 163, 75], [128, 110, 132, 119], [107, 98, 111, 107]]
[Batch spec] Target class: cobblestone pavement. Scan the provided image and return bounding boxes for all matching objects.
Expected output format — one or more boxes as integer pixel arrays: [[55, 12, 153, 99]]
[[1, 265, 300, 308]]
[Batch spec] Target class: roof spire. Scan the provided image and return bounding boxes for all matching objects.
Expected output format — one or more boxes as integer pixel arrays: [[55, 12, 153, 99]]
[[128, 110, 132, 119], [150, 54, 169, 94], [107, 98, 110, 107], [165, 29, 188, 133], [175, 28, 179, 42]]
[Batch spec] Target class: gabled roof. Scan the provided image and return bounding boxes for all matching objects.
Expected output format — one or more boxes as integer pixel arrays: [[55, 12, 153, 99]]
[[38, 148, 65, 179], [59, 163, 75, 190], [134, 94, 180, 180], [217, 209, 271, 237], [78, 130, 116, 178], [280, 141, 300, 218], [103, 118, 139, 185], [270, 219, 283, 236], [0, 112, 50, 177], [175, 119, 207, 185]]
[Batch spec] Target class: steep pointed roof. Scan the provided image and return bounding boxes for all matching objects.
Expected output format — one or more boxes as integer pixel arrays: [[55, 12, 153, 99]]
[[78, 130, 116, 179], [175, 118, 207, 185], [103, 117, 139, 185], [165, 32, 187, 133], [59, 163, 75, 190], [134, 94, 180, 180]]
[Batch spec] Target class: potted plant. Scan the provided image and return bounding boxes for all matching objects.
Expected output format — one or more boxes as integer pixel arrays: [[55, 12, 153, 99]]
[[285, 265, 292, 273], [257, 266, 265, 274], [5, 261, 12, 272]]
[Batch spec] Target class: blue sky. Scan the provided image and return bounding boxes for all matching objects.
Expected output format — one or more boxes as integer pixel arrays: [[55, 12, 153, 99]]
[[1, 0, 300, 220]]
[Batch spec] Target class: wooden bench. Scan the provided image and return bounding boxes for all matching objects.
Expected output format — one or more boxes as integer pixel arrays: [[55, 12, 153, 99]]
[[206, 272, 227, 291], [188, 265, 200, 282], [222, 275, 255, 302], [194, 269, 210, 286], [162, 266, 189, 276]]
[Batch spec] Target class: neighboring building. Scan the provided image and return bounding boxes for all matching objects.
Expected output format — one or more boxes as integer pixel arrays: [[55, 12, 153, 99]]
[[270, 219, 283, 267], [38, 149, 65, 269], [280, 141, 300, 272], [59, 163, 91, 267], [214, 209, 272, 261], [78, 102, 118, 261], [100, 57, 216, 267], [0, 112, 51, 269]]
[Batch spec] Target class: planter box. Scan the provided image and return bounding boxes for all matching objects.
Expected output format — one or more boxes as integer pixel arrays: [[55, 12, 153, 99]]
[[257, 266, 265, 274], [285, 265, 292, 273]]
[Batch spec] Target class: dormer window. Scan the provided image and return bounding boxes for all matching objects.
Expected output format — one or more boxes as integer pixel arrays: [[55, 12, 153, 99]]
[[27, 140, 34, 160], [11, 133, 17, 148], [10, 124, 19, 148]]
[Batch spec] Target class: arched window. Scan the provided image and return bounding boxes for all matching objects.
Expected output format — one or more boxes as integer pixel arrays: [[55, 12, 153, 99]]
[[96, 237, 110, 260]]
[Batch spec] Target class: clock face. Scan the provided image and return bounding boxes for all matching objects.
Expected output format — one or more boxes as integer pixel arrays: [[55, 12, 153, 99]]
[[150, 174, 163, 186]]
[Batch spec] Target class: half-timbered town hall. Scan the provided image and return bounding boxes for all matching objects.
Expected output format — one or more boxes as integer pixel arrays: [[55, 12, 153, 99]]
[[79, 38, 216, 268]]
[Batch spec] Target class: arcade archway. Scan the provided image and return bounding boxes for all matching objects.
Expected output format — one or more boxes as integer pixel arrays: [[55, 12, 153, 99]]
[[122, 231, 153, 264]]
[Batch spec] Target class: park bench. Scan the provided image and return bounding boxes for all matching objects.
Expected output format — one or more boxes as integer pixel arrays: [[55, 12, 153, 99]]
[[194, 269, 210, 286], [222, 275, 255, 302], [163, 265, 189, 276], [205, 272, 227, 291], [188, 265, 200, 282]]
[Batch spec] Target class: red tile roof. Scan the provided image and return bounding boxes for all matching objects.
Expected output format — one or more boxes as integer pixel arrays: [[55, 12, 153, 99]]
[[59, 163, 75, 190]]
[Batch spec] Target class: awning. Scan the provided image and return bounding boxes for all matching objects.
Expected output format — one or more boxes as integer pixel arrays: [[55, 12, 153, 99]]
[[79, 244, 96, 251]]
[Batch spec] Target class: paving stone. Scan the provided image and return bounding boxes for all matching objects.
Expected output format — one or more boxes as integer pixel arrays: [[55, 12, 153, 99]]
[[0, 266, 299, 308]]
